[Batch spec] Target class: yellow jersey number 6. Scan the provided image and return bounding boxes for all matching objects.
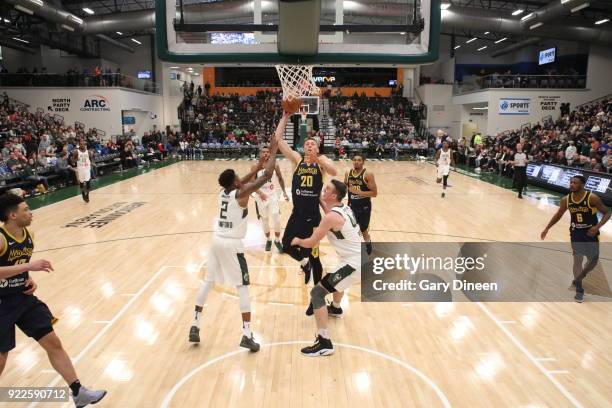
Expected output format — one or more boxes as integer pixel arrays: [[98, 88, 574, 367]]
[[300, 175, 313, 187]]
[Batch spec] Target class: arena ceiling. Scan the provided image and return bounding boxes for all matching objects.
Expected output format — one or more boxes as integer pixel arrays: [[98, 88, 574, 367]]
[[0, 0, 610, 57]]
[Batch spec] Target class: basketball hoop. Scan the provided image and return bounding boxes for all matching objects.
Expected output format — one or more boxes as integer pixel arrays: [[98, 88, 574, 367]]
[[275, 65, 320, 107]]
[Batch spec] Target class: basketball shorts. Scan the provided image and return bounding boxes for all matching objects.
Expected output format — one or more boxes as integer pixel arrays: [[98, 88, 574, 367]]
[[437, 165, 450, 179], [282, 211, 321, 246], [255, 194, 280, 218], [351, 206, 371, 232], [0, 294, 54, 353], [570, 228, 600, 258], [205, 236, 249, 286], [320, 258, 361, 293], [77, 167, 91, 183]]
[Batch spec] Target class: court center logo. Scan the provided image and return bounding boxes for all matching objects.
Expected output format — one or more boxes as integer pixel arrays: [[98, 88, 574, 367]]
[[81, 95, 111, 112]]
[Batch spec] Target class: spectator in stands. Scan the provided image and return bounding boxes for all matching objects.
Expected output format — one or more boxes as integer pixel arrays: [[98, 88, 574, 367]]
[[23, 157, 49, 191], [565, 141, 577, 166], [55, 151, 74, 186]]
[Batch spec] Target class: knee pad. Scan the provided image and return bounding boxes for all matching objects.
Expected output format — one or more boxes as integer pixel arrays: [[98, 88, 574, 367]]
[[236, 285, 251, 313], [310, 284, 328, 309]]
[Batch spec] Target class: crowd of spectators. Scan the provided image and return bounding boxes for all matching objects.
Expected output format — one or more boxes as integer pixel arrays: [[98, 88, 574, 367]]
[[0, 94, 177, 197], [454, 97, 611, 178], [180, 90, 284, 146], [329, 95, 429, 158]]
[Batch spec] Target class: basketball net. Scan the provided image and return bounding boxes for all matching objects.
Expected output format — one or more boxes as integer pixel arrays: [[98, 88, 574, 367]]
[[275, 65, 320, 101]]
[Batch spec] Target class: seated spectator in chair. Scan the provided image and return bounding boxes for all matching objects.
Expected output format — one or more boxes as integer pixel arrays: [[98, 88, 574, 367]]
[[6, 151, 24, 172], [24, 158, 49, 191], [56, 151, 75, 186]]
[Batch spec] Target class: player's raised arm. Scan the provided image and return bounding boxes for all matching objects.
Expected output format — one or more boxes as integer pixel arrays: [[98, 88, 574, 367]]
[[275, 112, 301, 164], [236, 135, 279, 199], [541, 196, 568, 240]]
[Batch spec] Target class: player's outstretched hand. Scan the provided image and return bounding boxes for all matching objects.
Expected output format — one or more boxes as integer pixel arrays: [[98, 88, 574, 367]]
[[29, 259, 54, 273], [540, 229, 548, 240]]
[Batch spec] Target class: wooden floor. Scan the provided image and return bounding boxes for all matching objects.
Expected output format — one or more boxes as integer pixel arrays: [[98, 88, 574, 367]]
[[1, 159, 611, 408]]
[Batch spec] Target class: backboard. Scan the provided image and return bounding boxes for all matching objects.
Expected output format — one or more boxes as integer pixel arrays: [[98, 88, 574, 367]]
[[157, 0, 440, 66]]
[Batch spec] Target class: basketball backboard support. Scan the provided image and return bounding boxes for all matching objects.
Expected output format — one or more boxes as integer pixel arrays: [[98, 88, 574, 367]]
[[156, 0, 440, 66]]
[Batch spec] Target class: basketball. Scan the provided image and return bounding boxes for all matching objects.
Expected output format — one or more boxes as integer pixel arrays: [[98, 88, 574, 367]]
[[282, 96, 302, 114]]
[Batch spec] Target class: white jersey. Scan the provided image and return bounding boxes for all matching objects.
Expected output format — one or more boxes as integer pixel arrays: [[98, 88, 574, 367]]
[[216, 189, 248, 239], [256, 169, 275, 196], [76, 149, 91, 182], [327, 205, 362, 263], [437, 149, 451, 166], [77, 149, 91, 170]]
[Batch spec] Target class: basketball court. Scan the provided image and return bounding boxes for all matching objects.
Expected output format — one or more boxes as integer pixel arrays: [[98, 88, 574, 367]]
[[0, 159, 608, 407], [1, 0, 611, 406]]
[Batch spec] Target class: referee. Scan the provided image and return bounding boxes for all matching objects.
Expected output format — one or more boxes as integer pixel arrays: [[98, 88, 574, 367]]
[[0, 194, 106, 407], [512, 143, 529, 199]]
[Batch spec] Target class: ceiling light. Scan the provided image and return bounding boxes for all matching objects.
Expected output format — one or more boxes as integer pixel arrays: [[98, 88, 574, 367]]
[[14, 5, 34, 15], [3, 18, 10, 23], [60, 24, 74, 31], [484, 31, 490, 34], [131, 38, 142, 44], [570, 3, 589, 12], [595, 18, 609, 25], [170, 66, 180, 69], [494, 37, 507, 43], [400, 32, 406, 34], [530, 22, 543, 29], [26, 0, 43, 7], [521, 12, 534, 21], [512, 9, 524, 15], [116, 31, 123, 35], [477, 46, 487, 51], [13, 37, 29, 44], [466, 37, 477, 43], [82, 7, 94, 15], [473, 106, 488, 110], [67, 14, 83, 25], [440, 3, 451, 10], [561, 0, 573, 4], [454, 45, 461, 49]]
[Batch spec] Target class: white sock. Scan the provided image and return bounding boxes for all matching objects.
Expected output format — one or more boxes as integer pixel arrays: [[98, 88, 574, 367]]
[[332, 301, 341, 308], [318, 328, 329, 339], [242, 321, 252, 337], [300, 258, 309, 267]]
